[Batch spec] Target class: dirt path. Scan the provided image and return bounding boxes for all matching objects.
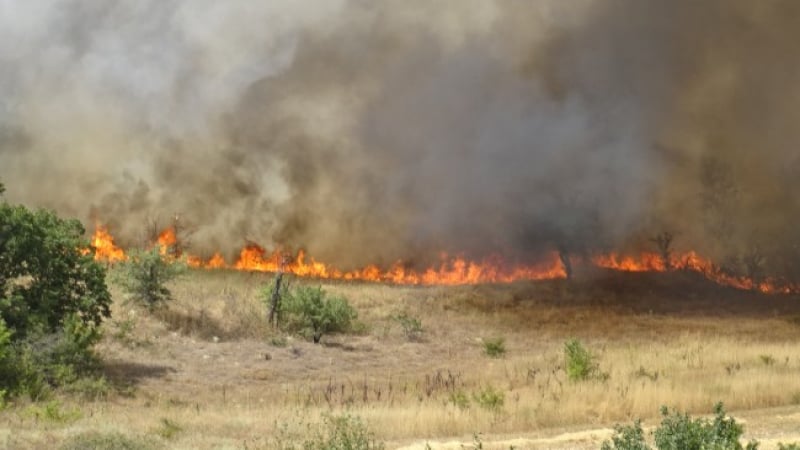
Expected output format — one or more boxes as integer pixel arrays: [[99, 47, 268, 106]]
[[395, 406, 800, 449]]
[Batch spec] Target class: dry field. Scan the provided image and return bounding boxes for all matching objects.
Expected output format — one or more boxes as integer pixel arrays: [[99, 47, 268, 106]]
[[2, 269, 800, 449]]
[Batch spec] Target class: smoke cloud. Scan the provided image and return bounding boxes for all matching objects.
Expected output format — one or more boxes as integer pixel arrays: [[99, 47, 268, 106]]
[[1, 0, 798, 277]]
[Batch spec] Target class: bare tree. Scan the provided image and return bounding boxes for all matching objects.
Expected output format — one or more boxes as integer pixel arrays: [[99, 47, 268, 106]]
[[650, 231, 675, 271], [268, 254, 291, 327]]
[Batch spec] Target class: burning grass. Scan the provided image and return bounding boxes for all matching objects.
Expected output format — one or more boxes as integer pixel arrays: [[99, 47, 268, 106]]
[[2, 271, 800, 449]]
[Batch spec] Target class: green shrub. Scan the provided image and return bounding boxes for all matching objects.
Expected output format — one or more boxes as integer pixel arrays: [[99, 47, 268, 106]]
[[278, 414, 384, 450], [393, 312, 424, 341], [601, 403, 759, 450], [564, 338, 597, 381], [24, 400, 82, 424], [450, 390, 471, 410], [282, 286, 357, 343], [64, 376, 111, 401], [60, 431, 160, 450], [482, 337, 506, 358], [601, 420, 649, 450], [113, 248, 185, 311], [472, 385, 504, 412], [0, 201, 111, 398], [3, 314, 104, 400]]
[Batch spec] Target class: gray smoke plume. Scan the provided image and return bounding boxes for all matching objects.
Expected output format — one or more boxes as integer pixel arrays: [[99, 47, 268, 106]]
[[1, 0, 799, 278]]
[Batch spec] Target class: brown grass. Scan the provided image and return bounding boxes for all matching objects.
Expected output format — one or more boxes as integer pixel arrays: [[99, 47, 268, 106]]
[[2, 269, 800, 449]]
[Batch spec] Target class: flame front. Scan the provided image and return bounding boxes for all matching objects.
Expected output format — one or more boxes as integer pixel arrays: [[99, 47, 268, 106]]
[[91, 226, 126, 263], [88, 226, 798, 293]]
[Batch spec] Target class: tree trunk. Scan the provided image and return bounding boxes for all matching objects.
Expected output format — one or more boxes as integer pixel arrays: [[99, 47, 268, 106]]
[[268, 271, 283, 327]]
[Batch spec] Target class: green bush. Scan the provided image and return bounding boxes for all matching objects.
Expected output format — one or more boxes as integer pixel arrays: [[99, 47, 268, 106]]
[[393, 312, 424, 341], [113, 248, 185, 311], [601, 420, 650, 450], [282, 286, 357, 343], [0, 200, 111, 397], [601, 403, 760, 450], [472, 385, 504, 412], [564, 338, 596, 381], [276, 414, 384, 450], [482, 337, 506, 358]]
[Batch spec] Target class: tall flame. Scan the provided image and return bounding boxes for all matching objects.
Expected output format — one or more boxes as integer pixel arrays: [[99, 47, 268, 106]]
[[88, 226, 798, 292], [91, 226, 126, 263]]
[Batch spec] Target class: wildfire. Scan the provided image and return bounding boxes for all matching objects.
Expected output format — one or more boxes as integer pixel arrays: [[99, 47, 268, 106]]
[[87, 226, 798, 293], [90, 226, 126, 263]]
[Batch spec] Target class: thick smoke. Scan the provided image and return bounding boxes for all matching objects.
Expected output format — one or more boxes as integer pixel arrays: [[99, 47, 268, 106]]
[[1, 1, 799, 277]]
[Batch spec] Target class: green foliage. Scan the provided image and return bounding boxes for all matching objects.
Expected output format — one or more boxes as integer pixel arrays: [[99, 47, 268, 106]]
[[59, 431, 160, 450], [282, 286, 357, 343], [393, 312, 423, 341], [601, 420, 650, 450], [24, 400, 82, 424], [654, 403, 757, 450], [601, 403, 760, 450], [0, 203, 111, 337], [275, 414, 384, 450], [472, 385, 504, 412], [0, 201, 111, 398], [564, 338, 597, 381], [450, 390, 470, 410], [63, 375, 111, 401], [482, 337, 506, 358], [113, 248, 185, 311], [305, 414, 384, 450]]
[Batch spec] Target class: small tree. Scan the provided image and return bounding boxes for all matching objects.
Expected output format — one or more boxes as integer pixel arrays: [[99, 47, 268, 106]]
[[0, 197, 111, 397], [282, 286, 357, 343], [113, 248, 185, 311], [260, 270, 290, 328]]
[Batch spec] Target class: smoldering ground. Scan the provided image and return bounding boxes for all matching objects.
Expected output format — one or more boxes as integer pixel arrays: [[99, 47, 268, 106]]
[[1, 0, 799, 277]]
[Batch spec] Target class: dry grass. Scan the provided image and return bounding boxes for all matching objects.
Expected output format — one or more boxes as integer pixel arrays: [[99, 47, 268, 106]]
[[3, 269, 800, 449]]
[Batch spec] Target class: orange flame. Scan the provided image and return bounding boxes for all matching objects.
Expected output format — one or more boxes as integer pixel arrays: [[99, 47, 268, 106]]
[[157, 227, 177, 256], [90, 226, 126, 263], [88, 226, 798, 292]]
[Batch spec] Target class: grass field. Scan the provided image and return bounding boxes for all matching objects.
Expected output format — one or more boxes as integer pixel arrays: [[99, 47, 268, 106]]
[[2, 269, 800, 449]]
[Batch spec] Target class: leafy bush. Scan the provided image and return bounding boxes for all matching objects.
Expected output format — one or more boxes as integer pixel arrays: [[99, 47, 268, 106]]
[[601, 403, 760, 450], [0, 201, 111, 397], [113, 248, 185, 311], [564, 338, 597, 381], [472, 385, 504, 412], [482, 337, 506, 358], [276, 414, 384, 450], [282, 286, 357, 343], [60, 431, 160, 450], [601, 420, 650, 450]]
